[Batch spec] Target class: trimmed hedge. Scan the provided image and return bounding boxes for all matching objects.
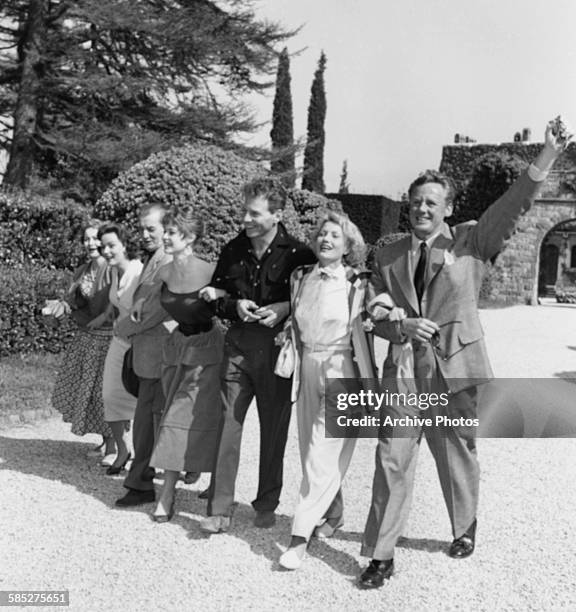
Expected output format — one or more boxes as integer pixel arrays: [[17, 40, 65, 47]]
[[95, 144, 340, 261], [0, 190, 91, 270], [0, 264, 76, 356]]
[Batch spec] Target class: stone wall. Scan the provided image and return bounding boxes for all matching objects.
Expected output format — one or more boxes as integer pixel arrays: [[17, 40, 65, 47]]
[[486, 199, 576, 304]]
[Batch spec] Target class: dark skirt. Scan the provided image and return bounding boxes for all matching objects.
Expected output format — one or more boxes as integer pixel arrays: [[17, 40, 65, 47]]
[[151, 325, 224, 472], [51, 327, 113, 437]]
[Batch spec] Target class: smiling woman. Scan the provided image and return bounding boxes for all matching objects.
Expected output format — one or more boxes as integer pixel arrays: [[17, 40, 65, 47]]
[[97, 223, 143, 474]]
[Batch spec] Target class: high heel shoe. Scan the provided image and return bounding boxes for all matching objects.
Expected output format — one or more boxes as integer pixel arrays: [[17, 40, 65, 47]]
[[152, 496, 176, 523], [106, 452, 131, 476]]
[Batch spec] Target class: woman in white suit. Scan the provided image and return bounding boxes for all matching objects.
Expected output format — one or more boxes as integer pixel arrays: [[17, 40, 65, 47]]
[[279, 211, 376, 570]]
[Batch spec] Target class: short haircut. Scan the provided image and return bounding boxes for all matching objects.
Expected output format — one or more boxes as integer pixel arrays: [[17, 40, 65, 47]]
[[311, 210, 367, 268], [242, 177, 287, 213], [162, 205, 204, 243], [97, 222, 139, 260], [139, 202, 168, 219], [408, 170, 454, 205]]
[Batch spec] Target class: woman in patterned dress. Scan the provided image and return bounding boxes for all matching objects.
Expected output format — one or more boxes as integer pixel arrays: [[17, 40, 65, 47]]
[[99, 223, 143, 475], [50, 220, 115, 456]]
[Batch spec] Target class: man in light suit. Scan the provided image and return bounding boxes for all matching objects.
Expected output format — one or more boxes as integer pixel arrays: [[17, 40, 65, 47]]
[[358, 119, 571, 589], [115, 203, 174, 507]]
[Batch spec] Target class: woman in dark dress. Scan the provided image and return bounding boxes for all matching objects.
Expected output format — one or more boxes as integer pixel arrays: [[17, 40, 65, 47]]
[[149, 205, 223, 522], [49, 220, 115, 456]]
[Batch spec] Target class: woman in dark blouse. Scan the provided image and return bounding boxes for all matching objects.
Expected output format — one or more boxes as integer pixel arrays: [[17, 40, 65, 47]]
[[49, 220, 114, 456], [149, 205, 224, 522]]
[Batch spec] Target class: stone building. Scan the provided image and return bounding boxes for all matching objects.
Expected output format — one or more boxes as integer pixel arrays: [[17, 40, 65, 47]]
[[440, 136, 576, 304]]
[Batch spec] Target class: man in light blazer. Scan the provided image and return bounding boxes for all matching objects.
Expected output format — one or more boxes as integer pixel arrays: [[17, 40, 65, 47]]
[[358, 119, 571, 589], [115, 203, 174, 507]]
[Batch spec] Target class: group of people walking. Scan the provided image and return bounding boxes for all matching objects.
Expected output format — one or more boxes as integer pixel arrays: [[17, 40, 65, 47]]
[[49, 118, 570, 588]]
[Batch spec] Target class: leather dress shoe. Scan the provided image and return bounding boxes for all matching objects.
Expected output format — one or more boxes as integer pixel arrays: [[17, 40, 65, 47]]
[[254, 511, 276, 528], [115, 489, 155, 507], [449, 520, 477, 559], [358, 559, 394, 589], [313, 519, 343, 539], [198, 487, 209, 500], [200, 515, 231, 533]]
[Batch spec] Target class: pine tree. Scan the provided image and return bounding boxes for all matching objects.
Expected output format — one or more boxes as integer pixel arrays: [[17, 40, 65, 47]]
[[0, 0, 295, 198], [270, 47, 295, 188], [302, 51, 326, 193], [338, 159, 349, 194]]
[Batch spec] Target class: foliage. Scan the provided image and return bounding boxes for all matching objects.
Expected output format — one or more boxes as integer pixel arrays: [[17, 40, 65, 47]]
[[366, 232, 410, 271], [0, 0, 295, 198], [94, 144, 339, 260], [0, 264, 76, 356], [302, 52, 327, 193], [453, 152, 525, 223], [338, 160, 349, 194], [270, 47, 295, 188], [0, 189, 90, 269]]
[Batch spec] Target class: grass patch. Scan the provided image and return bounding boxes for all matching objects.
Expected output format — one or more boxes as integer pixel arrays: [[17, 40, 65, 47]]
[[0, 353, 61, 420]]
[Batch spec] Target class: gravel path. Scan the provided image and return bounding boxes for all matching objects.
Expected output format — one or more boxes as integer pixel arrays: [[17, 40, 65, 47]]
[[1, 305, 576, 611]]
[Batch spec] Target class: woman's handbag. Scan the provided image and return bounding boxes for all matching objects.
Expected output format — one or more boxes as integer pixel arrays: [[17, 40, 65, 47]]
[[274, 335, 295, 378], [121, 347, 140, 397]]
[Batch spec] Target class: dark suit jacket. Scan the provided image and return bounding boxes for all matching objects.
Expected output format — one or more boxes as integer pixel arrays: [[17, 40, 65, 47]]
[[372, 171, 543, 393]]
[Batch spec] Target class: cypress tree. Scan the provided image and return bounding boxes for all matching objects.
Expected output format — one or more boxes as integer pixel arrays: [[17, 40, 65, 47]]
[[302, 51, 327, 193], [270, 47, 295, 187], [338, 159, 349, 194]]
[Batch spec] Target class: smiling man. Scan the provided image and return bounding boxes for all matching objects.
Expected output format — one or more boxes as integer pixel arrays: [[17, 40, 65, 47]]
[[358, 118, 571, 589], [200, 177, 315, 533]]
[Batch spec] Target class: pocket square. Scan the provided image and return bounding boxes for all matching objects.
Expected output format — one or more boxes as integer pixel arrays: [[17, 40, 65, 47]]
[[443, 250, 455, 266]]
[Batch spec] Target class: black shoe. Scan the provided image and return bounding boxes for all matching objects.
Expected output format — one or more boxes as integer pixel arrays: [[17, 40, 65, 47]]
[[106, 453, 132, 476], [358, 559, 394, 589], [449, 519, 477, 559], [198, 487, 209, 500], [115, 488, 155, 507]]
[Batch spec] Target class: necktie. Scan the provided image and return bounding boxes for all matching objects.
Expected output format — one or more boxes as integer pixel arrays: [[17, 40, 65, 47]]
[[414, 242, 427, 304]]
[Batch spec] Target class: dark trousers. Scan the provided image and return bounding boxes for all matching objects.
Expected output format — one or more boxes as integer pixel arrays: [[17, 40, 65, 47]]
[[123, 377, 165, 492], [208, 325, 292, 516], [361, 344, 480, 560]]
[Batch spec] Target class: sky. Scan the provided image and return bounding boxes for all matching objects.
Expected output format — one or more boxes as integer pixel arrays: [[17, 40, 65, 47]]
[[246, 0, 576, 198]]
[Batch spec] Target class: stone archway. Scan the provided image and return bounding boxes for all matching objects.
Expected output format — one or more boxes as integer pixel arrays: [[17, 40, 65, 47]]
[[485, 198, 576, 304], [537, 219, 576, 299]]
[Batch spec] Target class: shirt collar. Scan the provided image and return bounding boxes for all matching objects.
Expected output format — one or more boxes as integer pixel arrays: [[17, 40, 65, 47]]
[[314, 262, 347, 280], [410, 230, 442, 255]]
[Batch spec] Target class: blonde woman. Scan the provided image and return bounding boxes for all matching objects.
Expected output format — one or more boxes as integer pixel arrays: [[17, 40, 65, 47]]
[[279, 211, 376, 570]]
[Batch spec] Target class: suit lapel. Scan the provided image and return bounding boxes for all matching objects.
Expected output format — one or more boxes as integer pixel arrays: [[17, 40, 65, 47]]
[[139, 247, 165, 286]]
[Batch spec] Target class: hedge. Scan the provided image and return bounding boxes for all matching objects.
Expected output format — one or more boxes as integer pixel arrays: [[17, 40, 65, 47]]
[[95, 144, 341, 261], [0, 264, 76, 356], [0, 190, 91, 270]]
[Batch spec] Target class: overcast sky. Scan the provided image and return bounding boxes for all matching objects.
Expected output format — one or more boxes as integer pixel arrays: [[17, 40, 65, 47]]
[[247, 0, 576, 198]]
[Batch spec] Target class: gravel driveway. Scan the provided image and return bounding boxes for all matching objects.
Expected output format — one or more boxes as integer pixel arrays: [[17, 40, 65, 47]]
[[1, 304, 575, 611]]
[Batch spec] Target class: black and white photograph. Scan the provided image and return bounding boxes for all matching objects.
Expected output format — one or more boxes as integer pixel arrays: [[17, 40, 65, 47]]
[[1, 1, 575, 610]]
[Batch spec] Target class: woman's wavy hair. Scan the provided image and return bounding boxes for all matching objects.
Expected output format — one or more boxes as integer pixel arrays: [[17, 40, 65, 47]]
[[162, 205, 204, 244], [311, 210, 367, 268], [97, 222, 139, 260]]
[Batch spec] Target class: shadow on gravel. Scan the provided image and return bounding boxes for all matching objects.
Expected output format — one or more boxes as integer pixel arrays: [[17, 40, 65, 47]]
[[397, 535, 447, 554], [0, 436, 154, 514], [175, 501, 361, 577]]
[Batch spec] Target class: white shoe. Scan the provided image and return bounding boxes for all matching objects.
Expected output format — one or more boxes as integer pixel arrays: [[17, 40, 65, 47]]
[[101, 453, 116, 467], [279, 546, 306, 570]]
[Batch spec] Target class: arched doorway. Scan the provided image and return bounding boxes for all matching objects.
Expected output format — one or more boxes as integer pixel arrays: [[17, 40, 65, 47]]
[[537, 219, 576, 299]]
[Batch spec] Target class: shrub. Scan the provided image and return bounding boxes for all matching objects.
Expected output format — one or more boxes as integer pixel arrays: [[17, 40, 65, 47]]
[[95, 144, 339, 260], [0, 264, 76, 356], [0, 190, 91, 270]]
